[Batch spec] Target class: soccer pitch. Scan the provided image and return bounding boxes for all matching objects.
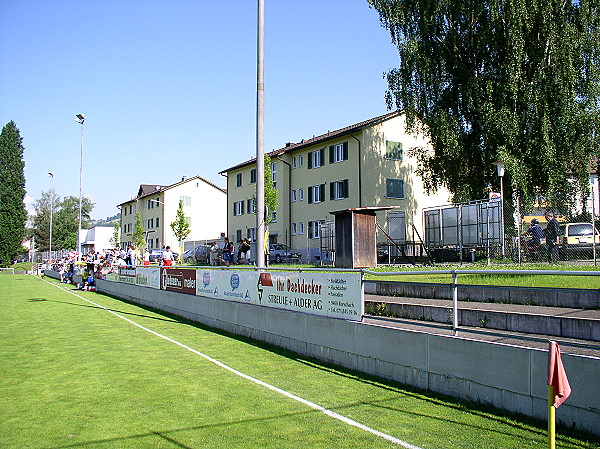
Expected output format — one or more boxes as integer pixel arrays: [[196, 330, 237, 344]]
[[0, 274, 596, 449]]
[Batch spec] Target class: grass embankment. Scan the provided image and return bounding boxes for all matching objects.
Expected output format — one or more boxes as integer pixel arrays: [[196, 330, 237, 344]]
[[1, 274, 597, 449]]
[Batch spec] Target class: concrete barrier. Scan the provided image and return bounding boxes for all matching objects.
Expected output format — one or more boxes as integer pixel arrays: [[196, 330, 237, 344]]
[[365, 280, 600, 309], [96, 278, 600, 436]]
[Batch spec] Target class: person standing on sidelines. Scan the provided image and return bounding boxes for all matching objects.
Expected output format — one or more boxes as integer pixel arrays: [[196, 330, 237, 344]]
[[162, 246, 174, 267], [143, 247, 150, 266], [543, 212, 562, 263]]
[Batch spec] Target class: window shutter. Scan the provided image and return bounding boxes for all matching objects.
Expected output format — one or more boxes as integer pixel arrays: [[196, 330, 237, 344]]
[[320, 148, 325, 166], [343, 141, 348, 160], [233, 203, 236, 215], [308, 221, 314, 239], [308, 153, 313, 169], [241, 201, 245, 215], [320, 184, 325, 202], [308, 186, 313, 204], [330, 182, 335, 200], [342, 179, 349, 198], [329, 146, 334, 164]]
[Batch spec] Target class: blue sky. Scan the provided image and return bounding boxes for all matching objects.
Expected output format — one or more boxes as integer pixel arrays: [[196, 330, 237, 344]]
[[0, 0, 398, 220]]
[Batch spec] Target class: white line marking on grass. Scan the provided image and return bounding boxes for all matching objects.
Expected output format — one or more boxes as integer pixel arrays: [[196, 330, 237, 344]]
[[46, 280, 422, 449]]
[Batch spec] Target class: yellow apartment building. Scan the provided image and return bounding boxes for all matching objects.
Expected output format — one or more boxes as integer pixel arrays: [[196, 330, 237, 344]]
[[220, 112, 451, 262], [118, 175, 227, 251]]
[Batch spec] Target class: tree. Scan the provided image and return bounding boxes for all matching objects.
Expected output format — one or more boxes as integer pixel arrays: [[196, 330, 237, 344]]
[[109, 221, 121, 249], [263, 155, 279, 226], [369, 0, 600, 205], [132, 212, 146, 263], [0, 121, 27, 266], [32, 192, 94, 251], [170, 200, 191, 263]]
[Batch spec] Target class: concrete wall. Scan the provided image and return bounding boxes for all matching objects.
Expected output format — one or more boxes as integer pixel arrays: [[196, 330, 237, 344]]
[[365, 280, 600, 309], [96, 278, 600, 436]]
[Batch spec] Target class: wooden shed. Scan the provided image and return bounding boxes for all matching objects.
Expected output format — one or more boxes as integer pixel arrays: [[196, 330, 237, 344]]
[[331, 207, 393, 268]]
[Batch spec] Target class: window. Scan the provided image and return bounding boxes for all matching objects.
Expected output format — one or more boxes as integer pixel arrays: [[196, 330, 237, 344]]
[[271, 162, 277, 187], [385, 141, 403, 160], [386, 178, 405, 199], [236, 229, 242, 242], [156, 217, 159, 227], [236, 173, 243, 187], [180, 196, 192, 206], [155, 238, 159, 248], [247, 198, 256, 214], [271, 211, 277, 222], [148, 218, 154, 229], [247, 228, 256, 241], [330, 179, 349, 200], [298, 222, 304, 235], [184, 217, 191, 225], [298, 188, 304, 201], [250, 168, 257, 184], [308, 148, 325, 169], [308, 220, 324, 239], [233, 201, 245, 216], [147, 199, 153, 209], [292, 157, 297, 169], [308, 184, 325, 204], [292, 223, 297, 235], [298, 155, 304, 167], [291, 190, 297, 202], [329, 142, 349, 163]]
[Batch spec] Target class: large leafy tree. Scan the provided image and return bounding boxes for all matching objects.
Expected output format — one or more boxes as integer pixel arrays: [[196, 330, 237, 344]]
[[369, 0, 600, 204], [0, 121, 27, 266], [33, 192, 94, 251]]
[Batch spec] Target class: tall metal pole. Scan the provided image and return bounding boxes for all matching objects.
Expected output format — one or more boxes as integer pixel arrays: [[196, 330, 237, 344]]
[[256, 0, 265, 268], [48, 172, 54, 260], [75, 114, 86, 260]]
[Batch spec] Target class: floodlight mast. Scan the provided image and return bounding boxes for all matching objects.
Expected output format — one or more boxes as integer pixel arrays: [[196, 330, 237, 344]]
[[75, 114, 86, 260], [256, 0, 265, 268], [48, 172, 54, 259]]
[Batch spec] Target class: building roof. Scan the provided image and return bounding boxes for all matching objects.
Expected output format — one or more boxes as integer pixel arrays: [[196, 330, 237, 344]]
[[117, 175, 227, 207], [219, 111, 400, 174]]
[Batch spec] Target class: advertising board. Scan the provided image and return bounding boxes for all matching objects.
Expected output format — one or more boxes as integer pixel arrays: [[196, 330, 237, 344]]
[[161, 268, 197, 295], [135, 267, 161, 289], [118, 267, 137, 284], [196, 269, 363, 320]]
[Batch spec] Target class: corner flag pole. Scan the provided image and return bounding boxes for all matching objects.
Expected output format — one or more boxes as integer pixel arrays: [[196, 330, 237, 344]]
[[547, 341, 571, 449]]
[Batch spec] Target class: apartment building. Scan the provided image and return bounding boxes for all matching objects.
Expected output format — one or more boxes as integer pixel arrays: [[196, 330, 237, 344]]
[[220, 112, 451, 259], [118, 175, 227, 250]]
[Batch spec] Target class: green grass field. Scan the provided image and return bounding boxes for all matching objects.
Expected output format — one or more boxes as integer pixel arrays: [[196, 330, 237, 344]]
[[1, 274, 597, 449]]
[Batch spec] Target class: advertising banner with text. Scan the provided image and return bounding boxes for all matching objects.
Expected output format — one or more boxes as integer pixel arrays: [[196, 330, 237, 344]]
[[161, 267, 198, 294], [118, 267, 137, 284], [135, 267, 161, 289], [195, 269, 363, 320]]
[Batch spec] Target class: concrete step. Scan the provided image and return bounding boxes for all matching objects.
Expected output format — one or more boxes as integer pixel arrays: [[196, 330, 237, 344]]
[[364, 294, 600, 342]]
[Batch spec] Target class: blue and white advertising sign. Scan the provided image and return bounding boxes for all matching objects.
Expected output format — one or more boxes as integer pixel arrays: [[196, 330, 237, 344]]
[[196, 269, 363, 320]]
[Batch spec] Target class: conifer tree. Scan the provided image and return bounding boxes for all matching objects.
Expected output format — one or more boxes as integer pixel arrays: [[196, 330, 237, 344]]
[[0, 121, 27, 266]]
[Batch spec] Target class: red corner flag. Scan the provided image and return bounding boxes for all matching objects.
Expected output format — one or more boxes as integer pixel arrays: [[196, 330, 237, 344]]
[[547, 341, 571, 408]]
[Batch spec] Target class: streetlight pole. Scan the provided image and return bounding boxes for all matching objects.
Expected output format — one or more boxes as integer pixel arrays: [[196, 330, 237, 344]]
[[75, 114, 86, 260], [256, 0, 265, 268], [48, 172, 54, 260], [493, 161, 505, 258]]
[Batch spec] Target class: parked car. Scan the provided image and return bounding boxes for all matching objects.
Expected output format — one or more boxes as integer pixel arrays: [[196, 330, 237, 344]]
[[148, 249, 179, 263], [559, 223, 599, 259], [183, 245, 211, 265], [268, 243, 301, 263]]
